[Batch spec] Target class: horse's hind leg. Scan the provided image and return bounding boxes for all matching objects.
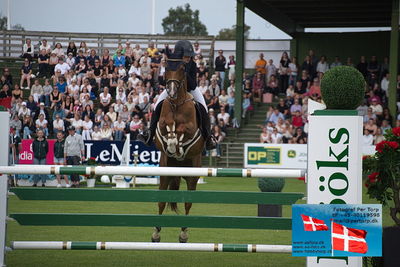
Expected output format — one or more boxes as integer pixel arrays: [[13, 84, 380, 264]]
[[152, 175, 168, 242], [179, 176, 199, 243]]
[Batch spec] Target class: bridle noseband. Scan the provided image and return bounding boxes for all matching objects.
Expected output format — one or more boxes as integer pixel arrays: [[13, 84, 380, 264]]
[[165, 58, 188, 105]]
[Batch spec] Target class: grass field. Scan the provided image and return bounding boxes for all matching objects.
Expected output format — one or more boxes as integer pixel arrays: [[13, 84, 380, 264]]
[[5, 177, 390, 267]]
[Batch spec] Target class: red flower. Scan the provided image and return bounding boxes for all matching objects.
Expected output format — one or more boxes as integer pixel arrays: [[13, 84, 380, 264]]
[[365, 182, 369, 188], [362, 155, 370, 161], [368, 172, 379, 183], [90, 157, 96, 160], [392, 127, 400, 137], [376, 140, 399, 153], [387, 141, 399, 150]]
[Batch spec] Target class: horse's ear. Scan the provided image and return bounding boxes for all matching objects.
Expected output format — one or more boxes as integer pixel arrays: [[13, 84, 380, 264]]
[[179, 63, 186, 71]]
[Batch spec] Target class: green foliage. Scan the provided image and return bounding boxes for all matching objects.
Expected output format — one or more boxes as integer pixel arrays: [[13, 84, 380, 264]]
[[320, 66, 365, 110], [216, 24, 251, 40], [0, 16, 25, 30], [162, 4, 208, 36], [364, 127, 400, 226], [258, 178, 285, 192]]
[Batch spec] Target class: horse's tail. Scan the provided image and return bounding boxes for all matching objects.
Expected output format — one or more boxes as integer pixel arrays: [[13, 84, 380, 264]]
[[167, 177, 181, 213]]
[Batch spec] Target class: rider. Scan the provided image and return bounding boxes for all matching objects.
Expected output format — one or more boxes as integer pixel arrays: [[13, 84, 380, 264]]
[[137, 40, 216, 150]]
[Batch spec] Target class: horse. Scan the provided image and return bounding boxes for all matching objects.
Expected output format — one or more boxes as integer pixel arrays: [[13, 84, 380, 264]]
[[151, 59, 205, 243]]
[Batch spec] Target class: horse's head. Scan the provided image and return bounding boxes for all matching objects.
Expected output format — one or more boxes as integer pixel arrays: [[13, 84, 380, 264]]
[[165, 59, 186, 100]]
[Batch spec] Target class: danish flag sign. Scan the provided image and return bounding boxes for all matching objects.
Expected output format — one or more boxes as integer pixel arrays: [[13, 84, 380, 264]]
[[301, 214, 328, 231], [332, 222, 368, 254]]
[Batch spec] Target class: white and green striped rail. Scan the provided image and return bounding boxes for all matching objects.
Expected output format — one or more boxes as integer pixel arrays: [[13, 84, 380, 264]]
[[0, 165, 305, 178], [10, 241, 292, 253]]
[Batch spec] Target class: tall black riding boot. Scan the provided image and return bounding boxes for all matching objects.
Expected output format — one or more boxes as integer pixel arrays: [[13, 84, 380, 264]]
[[198, 104, 216, 150], [137, 100, 163, 146]]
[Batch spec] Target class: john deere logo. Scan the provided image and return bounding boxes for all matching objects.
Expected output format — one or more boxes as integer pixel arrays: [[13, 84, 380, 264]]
[[287, 150, 296, 158]]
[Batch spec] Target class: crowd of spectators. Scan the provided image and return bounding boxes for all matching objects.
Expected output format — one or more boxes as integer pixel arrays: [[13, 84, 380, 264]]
[[257, 50, 400, 145], [3, 38, 243, 159], [3, 38, 400, 161]]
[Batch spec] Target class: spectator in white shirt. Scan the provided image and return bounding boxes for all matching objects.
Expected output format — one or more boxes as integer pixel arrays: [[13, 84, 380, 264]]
[[68, 113, 83, 134], [99, 87, 112, 113], [35, 114, 49, 137], [67, 79, 80, 99], [66, 53, 76, 68], [128, 73, 140, 89], [54, 57, 70, 75], [113, 99, 124, 114], [380, 73, 389, 96], [316, 56, 329, 78], [217, 106, 230, 125], [266, 59, 277, 83], [270, 127, 283, 144], [128, 61, 141, 77], [100, 122, 113, 140], [106, 106, 117, 122], [196, 79, 208, 95], [218, 89, 229, 110], [39, 39, 51, 55], [81, 115, 93, 140], [22, 38, 35, 61], [53, 114, 65, 135], [18, 102, 31, 118], [52, 43, 65, 58], [116, 87, 127, 104], [132, 44, 143, 62], [113, 116, 126, 141], [138, 87, 149, 104], [363, 128, 374, 146], [91, 125, 102, 140]]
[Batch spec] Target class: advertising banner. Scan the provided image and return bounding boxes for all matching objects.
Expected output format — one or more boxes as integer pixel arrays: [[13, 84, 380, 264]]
[[19, 140, 160, 165], [292, 204, 382, 257], [244, 143, 307, 169], [307, 111, 363, 267]]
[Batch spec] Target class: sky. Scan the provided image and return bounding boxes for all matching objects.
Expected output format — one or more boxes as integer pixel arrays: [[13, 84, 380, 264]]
[[1, 0, 390, 39], [0, 0, 293, 39]]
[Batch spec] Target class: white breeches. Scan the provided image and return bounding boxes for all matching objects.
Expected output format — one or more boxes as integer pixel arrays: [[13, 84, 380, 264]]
[[155, 88, 208, 112]]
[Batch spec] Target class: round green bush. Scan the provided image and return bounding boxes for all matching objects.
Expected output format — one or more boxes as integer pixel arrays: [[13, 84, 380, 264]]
[[320, 66, 365, 110], [258, 178, 285, 192]]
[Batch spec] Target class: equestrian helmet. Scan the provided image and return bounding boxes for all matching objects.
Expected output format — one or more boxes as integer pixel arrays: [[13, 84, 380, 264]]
[[174, 40, 195, 58]]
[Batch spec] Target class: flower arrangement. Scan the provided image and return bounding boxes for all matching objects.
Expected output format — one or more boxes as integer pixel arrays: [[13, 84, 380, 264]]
[[364, 127, 400, 226]]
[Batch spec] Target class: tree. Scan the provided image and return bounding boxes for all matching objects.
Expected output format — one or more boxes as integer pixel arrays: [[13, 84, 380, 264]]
[[0, 16, 25, 31], [216, 24, 251, 40], [162, 3, 208, 36]]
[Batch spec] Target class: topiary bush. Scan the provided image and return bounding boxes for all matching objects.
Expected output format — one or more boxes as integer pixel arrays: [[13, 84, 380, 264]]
[[320, 66, 365, 110], [258, 178, 285, 192]]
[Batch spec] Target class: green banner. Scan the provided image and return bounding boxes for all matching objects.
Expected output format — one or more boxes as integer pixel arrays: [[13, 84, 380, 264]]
[[247, 146, 281, 165]]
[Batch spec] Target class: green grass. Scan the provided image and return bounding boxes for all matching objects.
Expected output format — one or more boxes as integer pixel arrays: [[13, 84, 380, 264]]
[[5, 178, 391, 267]]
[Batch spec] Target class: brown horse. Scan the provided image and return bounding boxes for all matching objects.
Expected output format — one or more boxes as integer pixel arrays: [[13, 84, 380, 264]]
[[152, 60, 204, 243]]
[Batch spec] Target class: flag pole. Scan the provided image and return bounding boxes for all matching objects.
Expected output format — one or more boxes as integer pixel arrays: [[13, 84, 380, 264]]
[[331, 219, 334, 257]]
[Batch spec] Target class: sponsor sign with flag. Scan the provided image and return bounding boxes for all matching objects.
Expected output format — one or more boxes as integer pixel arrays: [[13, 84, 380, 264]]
[[292, 204, 381, 258]]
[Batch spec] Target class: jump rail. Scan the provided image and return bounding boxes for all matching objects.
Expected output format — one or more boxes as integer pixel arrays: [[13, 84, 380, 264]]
[[0, 165, 306, 178], [10, 188, 303, 205], [10, 241, 292, 253]]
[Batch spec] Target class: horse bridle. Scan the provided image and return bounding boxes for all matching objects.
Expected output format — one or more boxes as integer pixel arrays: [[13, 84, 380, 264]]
[[166, 78, 183, 99], [165, 58, 187, 101]]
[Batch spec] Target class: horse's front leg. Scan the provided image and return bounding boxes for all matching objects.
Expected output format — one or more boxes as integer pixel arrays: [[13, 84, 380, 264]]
[[179, 176, 199, 243], [152, 176, 168, 242]]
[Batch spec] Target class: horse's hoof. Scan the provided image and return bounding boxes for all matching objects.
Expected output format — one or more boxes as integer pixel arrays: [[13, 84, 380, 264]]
[[151, 236, 161, 243]]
